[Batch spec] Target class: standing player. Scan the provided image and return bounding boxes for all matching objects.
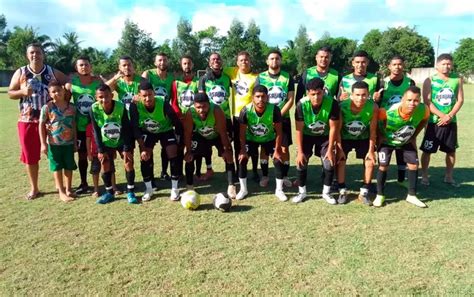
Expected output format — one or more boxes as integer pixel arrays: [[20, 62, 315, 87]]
[[90, 84, 137, 204], [183, 93, 237, 198], [223, 51, 260, 182], [236, 85, 285, 201], [256, 49, 295, 188], [375, 86, 429, 207], [129, 82, 183, 201], [336, 81, 378, 205], [296, 46, 340, 101], [8, 43, 68, 200], [374, 55, 416, 184], [142, 53, 174, 181], [198, 52, 232, 180], [420, 54, 464, 186], [293, 78, 340, 204], [65, 57, 102, 194]]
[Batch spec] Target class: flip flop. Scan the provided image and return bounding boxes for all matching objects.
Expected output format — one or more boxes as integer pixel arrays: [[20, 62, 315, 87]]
[[25, 191, 41, 200], [444, 180, 460, 187]]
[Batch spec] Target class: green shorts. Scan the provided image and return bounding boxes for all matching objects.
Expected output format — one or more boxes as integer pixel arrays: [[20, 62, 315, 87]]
[[48, 144, 77, 172]]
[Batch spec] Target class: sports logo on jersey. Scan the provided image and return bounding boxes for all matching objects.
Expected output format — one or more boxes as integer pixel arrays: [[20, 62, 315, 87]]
[[268, 86, 286, 105], [27, 77, 45, 97], [121, 92, 133, 110], [323, 86, 330, 96], [154, 86, 168, 98], [250, 123, 269, 137], [388, 95, 402, 106], [345, 121, 366, 136], [144, 119, 160, 133], [198, 126, 215, 138], [235, 80, 249, 96], [102, 122, 121, 140], [393, 125, 415, 144], [180, 89, 195, 107], [208, 85, 226, 105], [436, 88, 454, 106], [76, 94, 95, 115], [308, 120, 326, 135]]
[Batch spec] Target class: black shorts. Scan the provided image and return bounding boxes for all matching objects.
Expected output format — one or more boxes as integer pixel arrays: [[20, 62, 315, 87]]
[[246, 140, 276, 158], [281, 117, 293, 147], [342, 139, 369, 159], [90, 156, 101, 174], [302, 135, 329, 158], [141, 130, 177, 150], [378, 143, 418, 166], [420, 122, 458, 154], [76, 131, 87, 153], [191, 134, 223, 157]]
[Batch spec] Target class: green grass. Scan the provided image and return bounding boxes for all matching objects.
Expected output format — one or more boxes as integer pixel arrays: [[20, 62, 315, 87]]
[[0, 85, 473, 295]]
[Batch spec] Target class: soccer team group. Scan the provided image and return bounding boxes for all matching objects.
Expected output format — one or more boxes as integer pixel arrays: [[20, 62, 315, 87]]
[[8, 43, 464, 208]]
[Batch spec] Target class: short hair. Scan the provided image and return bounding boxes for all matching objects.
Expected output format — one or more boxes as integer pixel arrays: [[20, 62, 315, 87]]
[[194, 92, 209, 104], [180, 55, 193, 62], [306, 78, 325, 91], [389, 55, 405, 63], [209, 52, 221, 59], [253, 85, 268, 95], [26, 43, 44, 53], [317, 46, 332, 54], [405, 85, 421, 95], [76, 56, 90, 63], [437, 53, 453, 63], [96, 83, 112, 93], [351, 81, 369, 92], [119, 55, 133, 63], [352, 50, 369, 59], [237, 51, 250, 59], [267, 49, 282, 58], [48, 80, 63, 89], [139, 81, 153, 91], [156, 52, 168, 58]]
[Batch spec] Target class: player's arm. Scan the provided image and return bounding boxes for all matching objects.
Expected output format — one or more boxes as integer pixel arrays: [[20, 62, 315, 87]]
[[53, 69, 69, 85], [281, 76, 295, 116], [295, 71, 306, 104], [294, 102, 305, 168], [197, 76, 206, 94], [164, 101, 183, 142], [337, 80, 349, 101], [373, 77, 385, 103], [422, 77, 445, 121], [90, 109, 105, 154], [327, 103, 341, 165], [7, 69, 31, 99], [105, 71, 123, 91], [170, 81, 182, 118], [367, 104, 378, 163], [238, 108, 248, 158], [39, 105, 48, 155], [377, 108, 388, 146], [273, 106, 283, 158], [128, 103, 144, 150], [448, 77, 464, 119]]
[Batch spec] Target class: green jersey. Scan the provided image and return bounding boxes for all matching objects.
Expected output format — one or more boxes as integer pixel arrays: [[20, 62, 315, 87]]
[[137, 97, 172, 134], [258, 70, 290, 117], [176, 77, 198, 114], [340, 99, 374, 140], [91, 101, 125, 148], [305, 67, 339, 98], [147, 70, 174, 100], [245, 103, 276, 143], [191, 103, 218, 140], [381, 76, 412, 109], [300, 95, 334, 136], [116, 75, 142, 110], [381, 103, 426, 146], [205, 75, 231, 119], [70, 75, 101, 131], [341, 73, 378, 99], [429, 73, 459, 123]]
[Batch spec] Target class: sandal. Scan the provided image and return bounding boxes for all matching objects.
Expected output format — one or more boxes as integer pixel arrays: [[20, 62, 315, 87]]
[[25, 191, 41, 200], [444, 179, 460, 188]]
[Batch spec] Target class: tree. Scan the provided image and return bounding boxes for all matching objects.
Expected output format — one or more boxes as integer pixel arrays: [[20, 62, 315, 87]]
[[0, 14, 11, 69], [243, 20, 266, 72], [311, 36, 357, 73], [6, 26, 53, 69], [220, 19, 245, 67], [293, 25, 312, 74], [358, 29, 382, 73], [78, 47, 116, 76], [48, 32, 82, 74], [196, 26, 224, 64], [453, 38, 474, 77]]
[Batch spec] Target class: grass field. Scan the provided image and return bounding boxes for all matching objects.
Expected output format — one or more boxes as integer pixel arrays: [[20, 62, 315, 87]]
[[0, 86, 473, 295]]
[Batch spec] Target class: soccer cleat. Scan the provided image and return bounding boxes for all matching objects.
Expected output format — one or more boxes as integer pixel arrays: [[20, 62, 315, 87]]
[[236, 189, 248, 200], [142, 189, 153, 202], [201, 169, 214, 181], [406, 194, 427, 208], [322, 193, 337, 205], [337, 191, 348, 205], [358, 193, 373, 206], [275, 189, 288, 202], [227, 185, 237, 199], [259, 176, 270, 187], [373, 195, 385, 207], [160, 172, 171, 181], [291, 192, 307, 203], [151, 179, 159, 191], [127, 192, 139, 204], [330, 180, 339, 193], [170, 189, 180, 201], [75, 183, 89, 195], [283, 177, 293, 188], [96, 192, 115, 204]]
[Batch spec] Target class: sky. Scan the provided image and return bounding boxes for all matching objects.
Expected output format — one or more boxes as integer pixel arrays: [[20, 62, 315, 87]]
[[1, 0, 473, 55]]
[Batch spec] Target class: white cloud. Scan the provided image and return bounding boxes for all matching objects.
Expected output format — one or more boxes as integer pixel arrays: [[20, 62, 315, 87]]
[[385, 0, 474, 16], [299, 0, 351, 21]]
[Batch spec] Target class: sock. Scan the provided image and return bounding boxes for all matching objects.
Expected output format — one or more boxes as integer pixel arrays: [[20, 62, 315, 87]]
[[171, 179, 179, 190], [323, 185, 331, 194], [225, 163, 236, 185], [185, 162, 194, 186], [78, 158, 88, 185], [239, 178, 247, 192], [283, 161, 290, 178], [299, 185, 306, 194], [260, 159, 269, 177], [297, 167, 307, 187], [377, 170, 388, 195], [102, 171, 113, 195], [126, 170, 135, 193], [407, 169, 418, 195], [144, 181, 152, 192], [276, 178, 283, 191]]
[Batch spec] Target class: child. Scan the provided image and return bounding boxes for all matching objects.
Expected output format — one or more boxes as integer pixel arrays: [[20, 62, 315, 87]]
[[39, 81, 77, 202]]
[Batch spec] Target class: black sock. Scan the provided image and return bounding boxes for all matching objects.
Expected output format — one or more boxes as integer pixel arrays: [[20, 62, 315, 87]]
[[195, 156, 202, 176], [274, 159, 283, 179], [140, 158, 153, 183], [225, 163, 236, 185], [323, 169, 334, 187], [102, 171, 113, 194], [377, 170, 387, 195], [238, 159, 248, 178], [78, 158, 88, 185], [407, 169, 418, 195], [398, 169, 406, 183], [251, 155, 259, 175], [283, 162, 290, 177], [161, 149, 168, 174], [261, 160, 269, 177], [297, 167, 307, 187], [185, 162, 195, 186], [125, 170, 135, 193]]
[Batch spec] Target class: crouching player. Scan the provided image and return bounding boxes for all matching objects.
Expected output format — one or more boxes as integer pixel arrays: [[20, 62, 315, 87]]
[[183, 93, 237, 198], [293, 78, 340, 204], [237, 85, 286, 201], [375, 86, 429, 207], [90, 84, 137, 204], [129, 81, 183, 201]]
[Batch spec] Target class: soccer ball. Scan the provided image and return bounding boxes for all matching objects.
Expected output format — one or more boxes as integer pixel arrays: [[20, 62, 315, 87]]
[[213, 193, 232, 212], [345, 120, 366, 136], [180, 190, 200, 210]]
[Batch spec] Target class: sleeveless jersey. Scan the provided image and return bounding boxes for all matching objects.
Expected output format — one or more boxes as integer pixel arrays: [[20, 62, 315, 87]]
[[381, 76, 411, 109], [204, 74, 231, 119], [300, 95, 334, 136], [245, 103, 276, 143], [429, 73, 459, 123], [137, 97, 172, 134], [340, 99, 374, 140], [305, 67, 339, 98], [116, 75, 141, 110], [258, 70, 290, 117], [91, 101, 125, 148], [191, 103, 218, 140], [175, 77, 198, 114], [381, 102, 426, 146], [224, 67, 258, 117], [341, 73, 377, 99], [147, 70, 174, 100], [71, 75, 101, 131]]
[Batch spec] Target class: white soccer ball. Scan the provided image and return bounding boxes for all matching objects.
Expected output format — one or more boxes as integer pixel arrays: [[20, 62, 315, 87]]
[[180, 190, 201, 210], [102, 122, 122, 140], [268, 86, 285, 105], [345, 120, 366, 136], [436, 88, 454, 106], [213, 193, 232, 212], [308, 120, 326, 135], [154, 86, 168, 98], [76, 94, 95, 115], [209, 85, 226, 105]]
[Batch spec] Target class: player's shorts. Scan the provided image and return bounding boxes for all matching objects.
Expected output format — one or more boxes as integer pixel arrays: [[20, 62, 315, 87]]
[[141, 130, 177, 150], [18, 122, 41, 165], [302, 135, 330, 159], [191, 134, 224, 157], [90, 156, 101, 174], [47, 144, 77, 172], [76, 130, 87, 153], [378, 143, 418, 166], [281, 117, 293, 147], [246, 140, 276, 159], [420, 122, 458, 154], [342, 139, 369, 159]]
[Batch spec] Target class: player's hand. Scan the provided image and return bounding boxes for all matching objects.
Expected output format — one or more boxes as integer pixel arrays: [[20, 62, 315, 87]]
[[222, 149, 233, 163], [41, 144, 47, 156], [123, 151, 133, 162], [87, 154, 93, 162], [114, 71, 123, 81], [140, 150, 150, 161], [132, 94, 140, 102], [365, 151, 376, 166], [437, 114, 451, 126], [238, 151, 248, 163], [373, 88, 383, 102], [184, 151, 193, 162], [273, 149, 283, 163], [295, 151, 307, 168], [98, 152, 107, 162], [325, 150, 335, 167], [339, 86, 349, 100], [336, 146, 345, 164]]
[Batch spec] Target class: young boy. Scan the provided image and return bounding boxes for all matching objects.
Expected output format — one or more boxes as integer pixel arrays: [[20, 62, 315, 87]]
[[39, 81, 77, 202]]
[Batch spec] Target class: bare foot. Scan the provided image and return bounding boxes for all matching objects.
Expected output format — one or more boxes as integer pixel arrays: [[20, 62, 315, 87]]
[[91, 191, 99, 198], [59, 192, 75, 202]]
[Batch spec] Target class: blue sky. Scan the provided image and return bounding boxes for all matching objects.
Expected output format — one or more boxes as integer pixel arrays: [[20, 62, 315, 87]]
[[1, 0, 473, 55]]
